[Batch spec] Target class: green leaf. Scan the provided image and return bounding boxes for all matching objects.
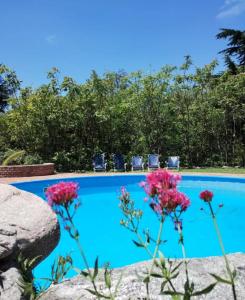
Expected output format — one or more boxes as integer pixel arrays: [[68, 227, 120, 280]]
[[210, 273, 232, 285], [171, 262, 182, 273], [132, 240, 144, 247], [160, 280, 167, 292], [158, 251, 165, 268], [150, 272, 162, 278], [104, 270, 111, 289], [193, 283, 217, 296], [143, 275, 150, 283], [2, 150, 25, 166], [154, 260, 160, 268], [161, 290, 184, 296], [86, 288, 110, 299], [81, 271, 89, 277], [170, 272, 179, 280], [93, 256, 99, 279]]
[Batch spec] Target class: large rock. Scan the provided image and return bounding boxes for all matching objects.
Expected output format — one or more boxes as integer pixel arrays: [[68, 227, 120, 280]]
[[0, 223, 17, 260], [0, 183, 60, 300], [0, 183, 60, 264], [39, 253, 245, 300], [0, 268, 24, 300]]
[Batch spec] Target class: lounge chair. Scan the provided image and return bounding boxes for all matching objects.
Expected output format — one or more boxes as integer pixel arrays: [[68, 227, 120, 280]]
[[147, 154, 160, 171], [131, 156, 144, 171], [166, 156, 180, 171], [92, 153, 107, 172], [113, 153, 127, 172]]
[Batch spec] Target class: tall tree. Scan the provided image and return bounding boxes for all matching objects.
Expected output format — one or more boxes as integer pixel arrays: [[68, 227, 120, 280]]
[[0, 64, 20, 112], [216, 28, 245, 69]]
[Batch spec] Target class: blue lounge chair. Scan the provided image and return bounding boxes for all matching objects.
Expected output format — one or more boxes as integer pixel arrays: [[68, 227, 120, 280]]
[[92, 153, 107, 172], [113, 154, 127, 172], [148, 154, 160, 171], [131, 156, 144, 171], [166, 156, 180, 171]]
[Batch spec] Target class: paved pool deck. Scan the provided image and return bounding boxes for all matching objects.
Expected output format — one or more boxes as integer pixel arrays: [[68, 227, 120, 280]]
[[1, 170, 245, 184]]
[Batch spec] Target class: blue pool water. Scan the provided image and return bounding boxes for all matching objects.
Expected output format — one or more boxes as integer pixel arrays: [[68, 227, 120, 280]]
[[12, 175, 245, 282]]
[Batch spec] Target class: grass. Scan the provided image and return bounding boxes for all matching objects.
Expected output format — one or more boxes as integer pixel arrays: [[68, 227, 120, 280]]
[[180, 167, 245, 174]]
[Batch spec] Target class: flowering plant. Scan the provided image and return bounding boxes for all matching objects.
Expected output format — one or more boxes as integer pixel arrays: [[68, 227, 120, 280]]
[[46, 181, 78, 206], [140, 170, 190, 215], [199, 190, 213, 202], [45, 181, 121, 299], [200, 190, 237, 299], [119, 170, 219, 299]]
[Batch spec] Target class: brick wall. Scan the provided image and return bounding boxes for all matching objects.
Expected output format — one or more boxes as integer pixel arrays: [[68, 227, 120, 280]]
[[0, 163, 55, 178]]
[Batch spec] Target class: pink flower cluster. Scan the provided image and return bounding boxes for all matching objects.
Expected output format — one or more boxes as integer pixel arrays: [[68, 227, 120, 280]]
[[199, 190, 213, 202], [140, 169, 181, 196], [45, 181, 79, 206], [141, 169, 190, 214]]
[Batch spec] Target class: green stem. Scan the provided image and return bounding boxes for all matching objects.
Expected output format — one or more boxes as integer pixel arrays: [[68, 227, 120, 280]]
[[146, 216, 164, 300], [131, 216, 176, 293], [65, 206, 101, 298], [176, 219, 190, 293], [127, 214, 153, 257], [136, 230, 154, 257], [208, 203, 237, 300]]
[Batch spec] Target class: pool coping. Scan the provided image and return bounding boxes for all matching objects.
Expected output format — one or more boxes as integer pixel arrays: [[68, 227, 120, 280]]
[[1, 171, 245, 185]]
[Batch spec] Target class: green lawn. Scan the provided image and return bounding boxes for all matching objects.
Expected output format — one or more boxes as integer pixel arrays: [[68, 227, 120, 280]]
[[180, 167, 245, 174]]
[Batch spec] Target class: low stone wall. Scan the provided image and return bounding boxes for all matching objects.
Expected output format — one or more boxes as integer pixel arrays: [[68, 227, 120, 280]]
[[0, 163, 55, 177]]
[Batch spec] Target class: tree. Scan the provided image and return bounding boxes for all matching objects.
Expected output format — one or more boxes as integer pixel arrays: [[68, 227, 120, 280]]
[[0, 64, 20, 112], [216, 28, 245, 69]]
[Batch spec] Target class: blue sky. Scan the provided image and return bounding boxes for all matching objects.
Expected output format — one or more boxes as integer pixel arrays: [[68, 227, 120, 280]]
[[1, 0, 245, 87]]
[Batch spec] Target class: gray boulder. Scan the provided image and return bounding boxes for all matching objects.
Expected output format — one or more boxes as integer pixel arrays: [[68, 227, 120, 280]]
[[39, 253, 245, 300], [0, 268, 24, 300], [0, 223, 17, 260], [0, 183, 60, 264], [0, 183, 60, 300]]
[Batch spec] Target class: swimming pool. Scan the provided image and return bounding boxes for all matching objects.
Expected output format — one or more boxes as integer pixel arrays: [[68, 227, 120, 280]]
[[12, 174, 245, 282]]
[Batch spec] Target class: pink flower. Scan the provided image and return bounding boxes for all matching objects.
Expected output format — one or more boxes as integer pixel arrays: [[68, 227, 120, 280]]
[[121, 186, 127, 196], [45, 181, 79, 206], [119, 186, 130, 205], [200, 190, 213, 202], [141, 169, 190, 215], [158, 189, 190, 213], [141, 169, 182, 198]]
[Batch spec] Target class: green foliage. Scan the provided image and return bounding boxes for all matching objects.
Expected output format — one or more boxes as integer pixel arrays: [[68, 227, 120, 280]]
[[49, 255, 73, 285], [0, 61, 244, 170], [0, 64, 20, 112], [23, 153, 43, 165], [2, 150, 25, 166], [217, 28, 245, 67], [17, 253, 41, 300], [0, 149, 43, 166]]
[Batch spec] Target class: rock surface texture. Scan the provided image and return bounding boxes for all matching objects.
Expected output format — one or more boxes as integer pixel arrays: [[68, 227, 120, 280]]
[[0, 183, 60, 299], [39, 253, 245, 300]]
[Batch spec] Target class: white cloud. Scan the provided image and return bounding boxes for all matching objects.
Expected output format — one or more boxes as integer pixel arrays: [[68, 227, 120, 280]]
[[45, 34, 57, 44], [217, 0, 245, 18]]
